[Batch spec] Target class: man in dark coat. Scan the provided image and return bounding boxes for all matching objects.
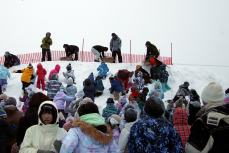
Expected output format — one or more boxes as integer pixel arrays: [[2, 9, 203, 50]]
[[91, 45, 108, 62], [4, 51, 20, 68], [145, 41, 160, 63], [63, 44, 79, 61]]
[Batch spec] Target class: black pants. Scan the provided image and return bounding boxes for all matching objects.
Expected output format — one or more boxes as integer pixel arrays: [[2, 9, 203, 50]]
[[22, 81, 31, 91], [42, 48, 52, 61], [112, 49, 122, 63]]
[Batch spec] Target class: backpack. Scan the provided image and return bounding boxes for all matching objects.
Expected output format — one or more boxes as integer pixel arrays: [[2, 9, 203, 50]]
[[186, 105, 229, 153]]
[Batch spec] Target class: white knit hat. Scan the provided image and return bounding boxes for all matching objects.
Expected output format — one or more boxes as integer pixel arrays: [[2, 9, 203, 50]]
[[201, 82, 224, 104]]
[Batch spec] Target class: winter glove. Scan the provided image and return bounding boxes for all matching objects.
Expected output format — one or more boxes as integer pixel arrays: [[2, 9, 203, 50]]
[[37, 150, 55, 153], [53, 140, 62, 153]]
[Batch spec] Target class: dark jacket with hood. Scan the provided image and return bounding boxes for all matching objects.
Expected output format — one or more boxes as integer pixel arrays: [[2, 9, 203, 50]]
[[4, 53, 20, 68]]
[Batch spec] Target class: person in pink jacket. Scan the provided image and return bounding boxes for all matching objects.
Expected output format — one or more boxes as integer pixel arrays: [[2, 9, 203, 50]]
[[48, 64, 60, 80]]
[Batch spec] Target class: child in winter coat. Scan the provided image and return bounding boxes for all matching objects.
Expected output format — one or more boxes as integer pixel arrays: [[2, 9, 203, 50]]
[[46, 74, 63, 100], [116, 94, 128, 114], [63, 63, 75, 83], [148, 80, 164, 100], [133, 71, 144, 91], [13, 63, 35, 91], [109, 75, 123, 101], [36, 63, 47, 90], [136, 87, 149, 112], [173, 107, 190, 147], [95, 76, 104, 97], [65, 77, 77, 98], [83, 73, 95, 102], [0, 65, 10, 92], [102, 98, 118, 121], [19, 101, 67, 153], [119, 108, 137, 153], [130, 86, 140, 99], [107, 114, 121, 145], [48, 64, 60, 80], [60, 102, 119, 153], [97, 62, 109, 78], [116, 69, 134, 92], [53, 89, 75, 118], [19, 85, 35, 113]]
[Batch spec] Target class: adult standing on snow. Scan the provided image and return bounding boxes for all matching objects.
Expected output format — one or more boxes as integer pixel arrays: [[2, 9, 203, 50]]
[[41, 32, 52, 61], [91, 45, 108, 62], [110, 33, 122, 63], [63, 44, 79, 61]]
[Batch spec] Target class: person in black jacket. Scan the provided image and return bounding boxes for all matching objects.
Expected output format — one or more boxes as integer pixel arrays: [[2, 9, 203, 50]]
[[63, 44, 79, 61], [91, 45, 108, 62], [145, 41, 159, 63], [4, 51, 20, 68]]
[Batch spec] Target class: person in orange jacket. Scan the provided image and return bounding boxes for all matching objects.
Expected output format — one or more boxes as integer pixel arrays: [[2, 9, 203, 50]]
[[13, 63, 35, 91]]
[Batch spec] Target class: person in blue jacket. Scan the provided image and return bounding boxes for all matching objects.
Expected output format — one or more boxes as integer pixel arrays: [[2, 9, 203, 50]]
[[97, 62, 109, 78], [0, 65, 10, 92]]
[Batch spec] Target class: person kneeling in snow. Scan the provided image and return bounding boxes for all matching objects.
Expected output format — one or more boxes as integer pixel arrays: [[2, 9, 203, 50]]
[[95, 76, 104, 97], [97, 62, 109, 78]]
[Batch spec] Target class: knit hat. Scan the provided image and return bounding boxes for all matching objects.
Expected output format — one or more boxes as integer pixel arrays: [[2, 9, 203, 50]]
[[28, 63, 33, 68], [5, 97, 17, 106], [79, 97, 93, 105], [4, 51, 10, 56], [224, 94, 229, 104], [106, 98, 115, 104], [136, 65, 141, 70], [108, 114, 121, 125], [183, 81, 189, 88], [66, 63, 72, 71], [0, 106, 7, 118], [66, 77, 74, 86], [0, 94, 8, 101], [201, 82, 224, 104]]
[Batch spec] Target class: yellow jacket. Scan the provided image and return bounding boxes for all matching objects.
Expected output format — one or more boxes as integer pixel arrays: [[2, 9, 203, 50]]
[[21, 67, 34, 83]]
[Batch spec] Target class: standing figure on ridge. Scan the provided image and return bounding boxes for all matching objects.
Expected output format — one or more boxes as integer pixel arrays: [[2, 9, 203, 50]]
[[41, 32, 52, 61], [110, 33, 122, 63]]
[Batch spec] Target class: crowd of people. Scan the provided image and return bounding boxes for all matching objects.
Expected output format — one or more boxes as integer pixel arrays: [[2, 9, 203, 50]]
[[1, 34, 229, 153]]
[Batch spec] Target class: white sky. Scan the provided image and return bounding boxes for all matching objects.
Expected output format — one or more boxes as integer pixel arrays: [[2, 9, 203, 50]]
[[0, 0, 229, 66]]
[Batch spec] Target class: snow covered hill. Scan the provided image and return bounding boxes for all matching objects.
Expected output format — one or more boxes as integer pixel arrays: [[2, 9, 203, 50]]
[[5, 61, 229, 112]]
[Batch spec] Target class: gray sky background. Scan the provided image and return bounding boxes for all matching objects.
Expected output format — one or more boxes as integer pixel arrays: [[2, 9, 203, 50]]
[[0, 0, 229, 66]]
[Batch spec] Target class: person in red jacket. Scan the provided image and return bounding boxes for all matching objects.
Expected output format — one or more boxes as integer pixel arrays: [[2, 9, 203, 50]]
[[173, 107, 190, 147], [116, 69, 134, 92], [36, 63, 47, 90]]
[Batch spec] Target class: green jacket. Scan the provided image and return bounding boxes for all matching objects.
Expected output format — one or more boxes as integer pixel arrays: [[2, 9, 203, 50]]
[[41, 37, 52, 49]]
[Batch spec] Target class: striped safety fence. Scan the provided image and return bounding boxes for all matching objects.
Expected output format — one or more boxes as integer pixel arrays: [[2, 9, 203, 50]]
[[0, 50, 172, 65]]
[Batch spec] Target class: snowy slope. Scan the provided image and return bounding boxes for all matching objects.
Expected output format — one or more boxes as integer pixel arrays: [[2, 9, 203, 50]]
[[5, 61, 229, 112]]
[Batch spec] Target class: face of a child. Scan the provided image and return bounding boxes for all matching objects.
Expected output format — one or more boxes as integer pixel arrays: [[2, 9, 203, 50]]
[[41, 112, 53, 125]]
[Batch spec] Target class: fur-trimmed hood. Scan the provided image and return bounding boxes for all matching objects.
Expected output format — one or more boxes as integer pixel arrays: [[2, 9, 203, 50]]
[[73, 119, 113, 145]]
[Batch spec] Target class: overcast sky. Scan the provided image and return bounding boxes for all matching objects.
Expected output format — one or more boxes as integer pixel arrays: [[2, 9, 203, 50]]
[[0, 0, 229, 66]]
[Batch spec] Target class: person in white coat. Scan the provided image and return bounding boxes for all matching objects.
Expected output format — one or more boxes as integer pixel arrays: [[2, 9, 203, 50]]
[[118, 108, 137, 153], [19, 101, 67, 153]]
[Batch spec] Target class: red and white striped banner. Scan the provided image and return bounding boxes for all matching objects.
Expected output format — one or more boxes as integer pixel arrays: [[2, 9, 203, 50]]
[[0, 50, 172, 65]]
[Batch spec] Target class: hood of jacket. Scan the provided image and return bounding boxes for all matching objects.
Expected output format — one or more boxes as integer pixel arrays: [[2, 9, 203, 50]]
[[55, 64, 60, 72], [73, 119, 113, 145], [38, 101, 59, 125]]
